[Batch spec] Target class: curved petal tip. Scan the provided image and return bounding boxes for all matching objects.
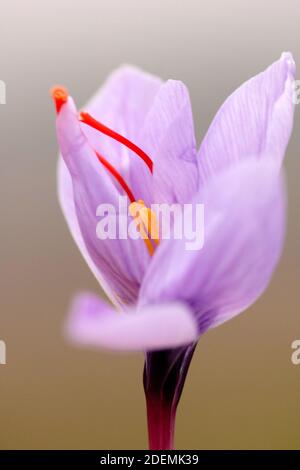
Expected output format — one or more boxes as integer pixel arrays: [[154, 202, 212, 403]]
[[65, 293, 198, 352], [280, 51, 296, 75]]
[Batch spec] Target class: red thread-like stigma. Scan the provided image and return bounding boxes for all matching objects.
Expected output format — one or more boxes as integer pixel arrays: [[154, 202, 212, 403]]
[[95, 151, 135, 203], [80, 111, 153, 173]]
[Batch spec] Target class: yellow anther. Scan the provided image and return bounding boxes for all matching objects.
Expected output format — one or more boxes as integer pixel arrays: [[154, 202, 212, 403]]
[[129, 200, 160, 256]]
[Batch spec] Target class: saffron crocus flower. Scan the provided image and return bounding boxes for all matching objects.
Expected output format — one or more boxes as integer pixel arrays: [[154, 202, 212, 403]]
[[52, 52, 295, 450]]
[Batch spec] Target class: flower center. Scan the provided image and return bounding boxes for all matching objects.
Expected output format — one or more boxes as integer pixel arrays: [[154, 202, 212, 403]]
[[51, 86, 159, 256]]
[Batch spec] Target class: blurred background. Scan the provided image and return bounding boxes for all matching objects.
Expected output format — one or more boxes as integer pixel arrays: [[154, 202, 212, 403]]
[[0, 0, 299, 449]]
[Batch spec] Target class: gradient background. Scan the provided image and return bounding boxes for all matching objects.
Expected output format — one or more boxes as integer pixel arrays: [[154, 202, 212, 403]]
[[0, 0, 299, 449]]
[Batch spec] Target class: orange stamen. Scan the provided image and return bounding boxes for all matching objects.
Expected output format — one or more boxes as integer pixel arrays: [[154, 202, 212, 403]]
[[142, 205, 160, 246], [129, 200, 159, 256], [79, 111, 153, 173], [51, 86, 68, 113]]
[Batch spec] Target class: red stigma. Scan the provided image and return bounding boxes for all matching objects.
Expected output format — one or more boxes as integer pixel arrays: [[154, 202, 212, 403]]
[[95, 151, 135, 203], [51, 86, 68, 113], [80, 111, 153, 173], [50, 86, 137, 203]]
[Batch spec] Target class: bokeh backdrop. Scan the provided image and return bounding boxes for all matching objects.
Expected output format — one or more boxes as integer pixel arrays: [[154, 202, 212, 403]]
[[0, 0, 300, 449]]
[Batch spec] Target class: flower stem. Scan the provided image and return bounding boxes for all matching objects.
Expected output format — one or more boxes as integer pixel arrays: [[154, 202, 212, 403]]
[[143, 344, 196, 450], [145, 392, 176, 449]]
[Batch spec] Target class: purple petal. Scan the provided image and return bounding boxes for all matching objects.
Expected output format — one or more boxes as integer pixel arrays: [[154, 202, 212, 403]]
[[141, 80, 199, 204], [86, 65, 162, 143], [58, 158, 117, 304], [66, 292, 198, 351], [56, 97, 150, 305], [198, 53, 296, 184], [139, 159, 286, 333]]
